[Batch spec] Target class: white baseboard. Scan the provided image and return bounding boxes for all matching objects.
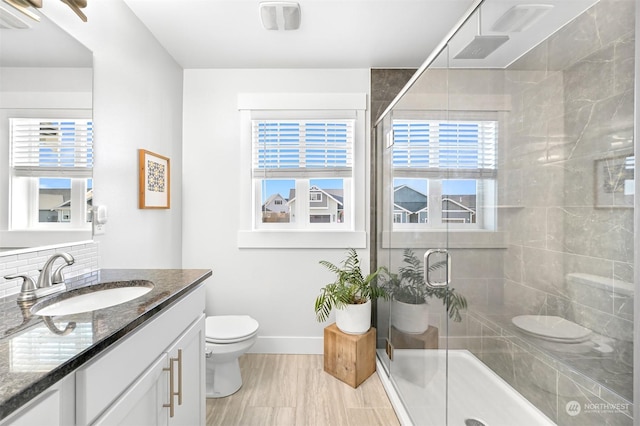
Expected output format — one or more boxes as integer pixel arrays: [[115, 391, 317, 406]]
[[249, 336, 324, 354]]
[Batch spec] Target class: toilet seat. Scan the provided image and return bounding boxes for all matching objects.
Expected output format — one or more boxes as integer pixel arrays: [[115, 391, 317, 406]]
[[206, 315, 259, 344], [512, 315, 592, 343]]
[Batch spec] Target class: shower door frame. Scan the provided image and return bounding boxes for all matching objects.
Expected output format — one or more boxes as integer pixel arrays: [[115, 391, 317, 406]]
[[634, 2, 639, 422]]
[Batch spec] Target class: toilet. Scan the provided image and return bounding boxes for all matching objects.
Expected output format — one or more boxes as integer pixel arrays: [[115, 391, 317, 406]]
[[205, 315, 259, 398], [511, 315, 592, 343]]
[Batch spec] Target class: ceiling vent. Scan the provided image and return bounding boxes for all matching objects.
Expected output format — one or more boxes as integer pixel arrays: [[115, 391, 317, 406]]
[[259, 1, 300, 31], [491, 4, 554, 33], [0, 4, 30, 28], [454, 7, 509, 60], [454, 35, 510, 60]]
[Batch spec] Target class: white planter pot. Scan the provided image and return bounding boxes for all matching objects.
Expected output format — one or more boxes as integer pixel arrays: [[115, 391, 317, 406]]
[[335, 299, 371, 335], [391, 299, 429, 334]]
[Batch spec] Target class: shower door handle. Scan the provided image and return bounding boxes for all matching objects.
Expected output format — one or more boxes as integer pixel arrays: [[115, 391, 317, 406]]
[[424, 249, 450, 288]]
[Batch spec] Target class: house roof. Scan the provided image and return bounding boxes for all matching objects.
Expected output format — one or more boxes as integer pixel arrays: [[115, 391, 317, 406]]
[[261, 193, 287, 211], [392, 185, 477, 214], [393, 185, 427, 213], [443, 195, 476, 212], [289, 187, 344, 207]]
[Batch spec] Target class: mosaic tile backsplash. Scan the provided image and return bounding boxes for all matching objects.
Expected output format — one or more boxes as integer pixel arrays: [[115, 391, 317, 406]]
[[0, 242, 99, 298]]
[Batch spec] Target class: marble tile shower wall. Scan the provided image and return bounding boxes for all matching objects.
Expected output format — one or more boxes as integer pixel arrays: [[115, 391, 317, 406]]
[[0, 242, 99, 297], [501, 0, 634, 362], [492, 0, 635, 424], [467, 313, 633, 425]]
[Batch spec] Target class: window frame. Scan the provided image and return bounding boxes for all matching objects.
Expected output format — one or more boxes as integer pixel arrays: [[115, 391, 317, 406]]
[[237, 93, 367, 249], [381, 111, 507, 250], [8, 118, 93, 232], [390, 116, 498, 232]]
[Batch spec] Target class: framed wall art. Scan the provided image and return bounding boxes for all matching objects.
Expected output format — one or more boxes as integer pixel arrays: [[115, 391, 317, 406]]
[[138, 149, 170, 209]]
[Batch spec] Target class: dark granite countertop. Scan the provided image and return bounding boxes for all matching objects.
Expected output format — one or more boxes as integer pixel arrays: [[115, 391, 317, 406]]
[[0, 268, 212, 421]]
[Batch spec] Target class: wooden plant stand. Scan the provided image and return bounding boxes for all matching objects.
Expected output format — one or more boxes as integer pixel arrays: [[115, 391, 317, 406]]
[[323, 323, 376, 388], [390, 325, 439, 349]]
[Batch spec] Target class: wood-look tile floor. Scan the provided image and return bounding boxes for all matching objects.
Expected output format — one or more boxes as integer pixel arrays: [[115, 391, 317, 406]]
[[206, 354, 400, 426]]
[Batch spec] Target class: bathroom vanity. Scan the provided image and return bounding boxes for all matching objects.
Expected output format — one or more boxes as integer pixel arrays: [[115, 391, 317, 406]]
[[0, 269, 212, 425]]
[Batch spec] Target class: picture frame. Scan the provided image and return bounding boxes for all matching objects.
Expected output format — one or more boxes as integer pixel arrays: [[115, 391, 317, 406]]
[[594, 153, 634, 209], [138, 149, 170, 209]]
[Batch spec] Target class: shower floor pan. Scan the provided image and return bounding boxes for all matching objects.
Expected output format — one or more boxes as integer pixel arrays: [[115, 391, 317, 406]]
[[389, 349, 555, 426]]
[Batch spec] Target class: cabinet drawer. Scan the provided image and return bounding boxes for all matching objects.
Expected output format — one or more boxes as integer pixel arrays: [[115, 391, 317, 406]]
[[76, 284, 205, 425]]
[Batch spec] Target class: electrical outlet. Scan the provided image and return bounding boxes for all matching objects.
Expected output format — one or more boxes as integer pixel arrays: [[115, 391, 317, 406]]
[[93, 223, 105, 235]]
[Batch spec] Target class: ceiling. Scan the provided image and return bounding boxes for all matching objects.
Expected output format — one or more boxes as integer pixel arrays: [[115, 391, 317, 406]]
[[0, 0, 600, 70], [0, 5, 92, 67], [121, 0, 475, 69]]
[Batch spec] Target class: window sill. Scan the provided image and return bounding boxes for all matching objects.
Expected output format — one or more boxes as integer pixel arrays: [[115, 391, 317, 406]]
[[381, 230, 506, 249], [0, 230, 92, 249], [237, 230, 367, 249]]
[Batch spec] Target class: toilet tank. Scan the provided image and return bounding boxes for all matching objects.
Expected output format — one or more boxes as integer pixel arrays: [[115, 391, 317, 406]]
[[565, 273, 633, 342]]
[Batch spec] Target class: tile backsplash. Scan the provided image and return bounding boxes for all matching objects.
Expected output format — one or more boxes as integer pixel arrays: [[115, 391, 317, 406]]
[[0, 241, 99, 298]]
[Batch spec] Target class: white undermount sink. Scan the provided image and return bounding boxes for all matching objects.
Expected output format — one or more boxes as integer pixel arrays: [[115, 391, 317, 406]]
[[31, 280, 154, 316]]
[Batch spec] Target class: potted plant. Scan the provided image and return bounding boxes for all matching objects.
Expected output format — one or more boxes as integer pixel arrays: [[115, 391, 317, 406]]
[[382, 248, 467, 334], [314, 248, 389, 334]]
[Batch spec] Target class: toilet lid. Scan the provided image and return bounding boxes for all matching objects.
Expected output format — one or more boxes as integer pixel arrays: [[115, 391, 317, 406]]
[[512, 315, 592, 343], [206, 315, 259, 342]]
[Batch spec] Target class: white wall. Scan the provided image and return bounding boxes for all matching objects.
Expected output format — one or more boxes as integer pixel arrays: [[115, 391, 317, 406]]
[[43, 0, 184, 268], [182, 69, 371, 353]]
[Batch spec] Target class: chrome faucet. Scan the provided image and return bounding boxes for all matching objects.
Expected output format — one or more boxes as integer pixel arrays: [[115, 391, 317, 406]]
[[37, 252, 75, 288], [4, 252, 75, 302]]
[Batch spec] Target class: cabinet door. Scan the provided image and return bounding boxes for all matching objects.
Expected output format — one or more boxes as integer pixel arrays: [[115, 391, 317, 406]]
[[0, 374, 74, 426], [166, 314, 206, 426], [93, 354, 169, 426]]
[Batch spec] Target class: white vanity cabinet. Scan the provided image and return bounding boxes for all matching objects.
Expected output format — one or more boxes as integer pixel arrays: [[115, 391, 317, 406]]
[[76, 284, 206, 426], [93, 316, 205, 425], [0, 374, 75, 426]]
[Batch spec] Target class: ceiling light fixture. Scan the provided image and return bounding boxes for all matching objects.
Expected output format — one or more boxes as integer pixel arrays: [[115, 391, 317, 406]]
[[0, 4, 30, 28], [2, 0, 87, 23], [2, 0, 40, 22], [259, 1, 300, 31], [60, 0, 87, 22], [491, 4, 554, 33]]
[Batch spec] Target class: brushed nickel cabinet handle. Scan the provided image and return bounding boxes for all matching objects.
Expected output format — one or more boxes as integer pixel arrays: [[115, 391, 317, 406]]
[[163, 359, 175, 418], [177, 349, 183, 405]]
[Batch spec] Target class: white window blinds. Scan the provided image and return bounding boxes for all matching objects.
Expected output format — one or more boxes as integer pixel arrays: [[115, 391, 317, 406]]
[[392, 119, 497, 178], [10, 118, 93, 177], [252, 120, 354, 178]]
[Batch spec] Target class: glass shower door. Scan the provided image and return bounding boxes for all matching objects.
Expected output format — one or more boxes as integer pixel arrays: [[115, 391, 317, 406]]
[[376, 0, 636, 424], [376, 36, 458, 424]]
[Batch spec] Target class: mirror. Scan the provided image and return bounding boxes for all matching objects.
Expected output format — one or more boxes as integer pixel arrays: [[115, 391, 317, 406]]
[[0, 6, 93, 253]]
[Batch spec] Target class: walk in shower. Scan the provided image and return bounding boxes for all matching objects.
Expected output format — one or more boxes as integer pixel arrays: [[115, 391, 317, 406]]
[[373, 0, 636, 424]]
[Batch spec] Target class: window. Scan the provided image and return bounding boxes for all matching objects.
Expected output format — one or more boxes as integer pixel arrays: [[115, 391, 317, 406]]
[[9, 118, 93, 230], [253, 119, 353, 229], [237, 93, 367, 248], [392, 118, 497, 230], [309, 192, 323, 202]]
